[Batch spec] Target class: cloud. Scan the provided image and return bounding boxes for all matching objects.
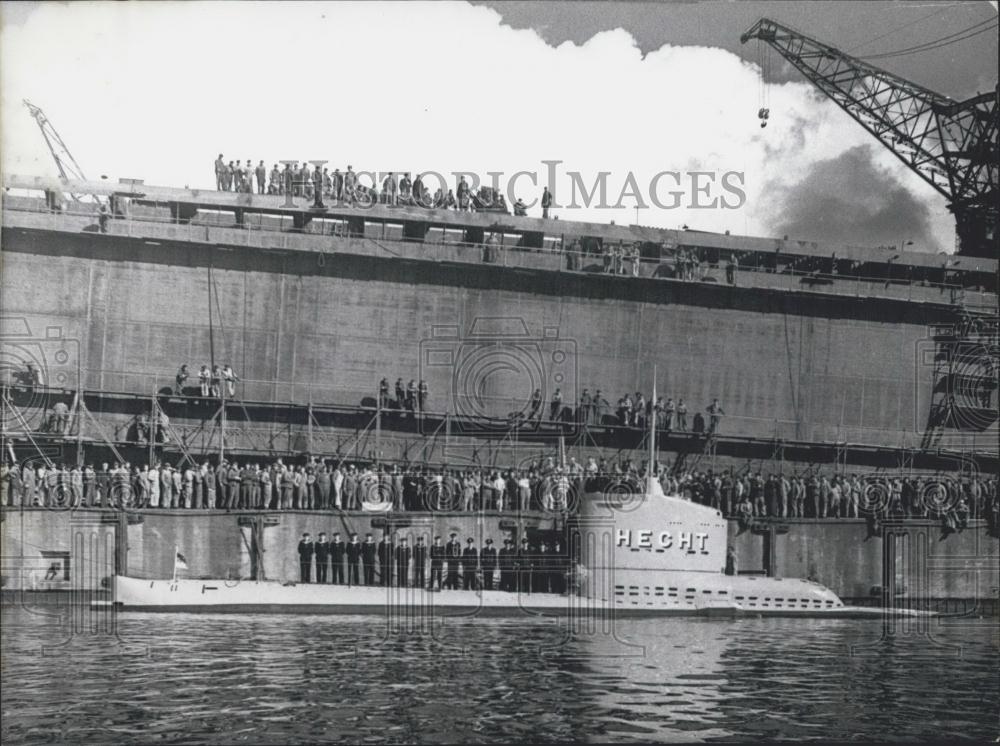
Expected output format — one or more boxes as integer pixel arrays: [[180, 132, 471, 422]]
[[0, 1, 954, 251], [762, 144, 938, 250]]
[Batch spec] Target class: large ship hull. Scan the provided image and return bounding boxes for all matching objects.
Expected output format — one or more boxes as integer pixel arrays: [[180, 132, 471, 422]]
[[109, 575, 922, 618]]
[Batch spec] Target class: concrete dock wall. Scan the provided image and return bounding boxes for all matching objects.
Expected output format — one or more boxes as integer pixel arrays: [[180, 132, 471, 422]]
[[728, 518, 998, 601], [0, 508, 556, 590]]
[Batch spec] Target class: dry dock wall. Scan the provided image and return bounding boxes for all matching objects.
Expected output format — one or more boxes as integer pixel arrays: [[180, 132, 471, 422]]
[[2, 509, 996, 602], [727, 518, 999, 601], [1, 227, 955, 448]]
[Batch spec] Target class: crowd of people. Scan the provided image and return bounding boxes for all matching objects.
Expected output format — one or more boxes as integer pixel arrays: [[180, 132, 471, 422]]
[[525, 388, 726, 434], [213, 156, 548, 217], [294, 530, 567, 593], [2, 456, 995, 534], [155, 363, 726, 435], [173, 363, 240, 398]]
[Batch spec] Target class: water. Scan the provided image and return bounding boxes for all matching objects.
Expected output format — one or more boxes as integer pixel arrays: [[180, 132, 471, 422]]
[[2, 604, 998, 743]]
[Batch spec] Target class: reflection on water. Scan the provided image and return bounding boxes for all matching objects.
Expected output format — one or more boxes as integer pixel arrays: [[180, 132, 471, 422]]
[[2, 604, 998, 743]]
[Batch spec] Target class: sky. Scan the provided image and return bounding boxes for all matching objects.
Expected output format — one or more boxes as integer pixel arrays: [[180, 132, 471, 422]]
[[2, 1, 997, 253]]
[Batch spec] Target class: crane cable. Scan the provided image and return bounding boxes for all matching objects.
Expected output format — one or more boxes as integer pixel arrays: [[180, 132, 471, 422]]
[[861, 17, 998, 60], [845, 7, 948, 53]]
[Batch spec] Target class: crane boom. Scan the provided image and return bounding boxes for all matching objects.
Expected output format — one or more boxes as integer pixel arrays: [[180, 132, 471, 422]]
[[23, 99, 98, 204], [741, 18, 998, 258]]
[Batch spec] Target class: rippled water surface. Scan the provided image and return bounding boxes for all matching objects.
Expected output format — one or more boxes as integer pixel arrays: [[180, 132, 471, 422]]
[[2, 603, 998, 743]]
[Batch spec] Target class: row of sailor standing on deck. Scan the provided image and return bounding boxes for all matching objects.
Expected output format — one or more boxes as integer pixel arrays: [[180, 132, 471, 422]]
[[296, 532, 567, 593]]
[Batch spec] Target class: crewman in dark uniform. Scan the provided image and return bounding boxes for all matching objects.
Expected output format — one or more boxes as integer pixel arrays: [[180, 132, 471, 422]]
[[395, 378, 405, 410], [314, 532, 330, 583], [517, 537, 532, 593], [331, 532, 346, 584], [297, 532, 314, 583], [346, 533, 362, 586], [444, 532, 461, 589], [462, 538, 479, 590], [413, 536, 428, 588], [361, 533, 377, 585], [377, 533, 394, 587], [395, 537, 411, 587], [378, 378, 390, 409], [498, 538, 514, 591], [480, 538, 498, 590], [429, 535, 445, 590]]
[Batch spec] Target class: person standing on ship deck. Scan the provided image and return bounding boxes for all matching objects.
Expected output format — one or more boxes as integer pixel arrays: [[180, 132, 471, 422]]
[[317, 465, 331, 510], [255, 160, 266, 195], [395, 537, 411, 587], [240, 464, 253, 510], [429, 536, 445, 590], [215, 154, 226, 190], [331, 533, 346, 584], [197, 365, 210, 399], [314, 533, 330, 584], [175, 365, 189, 396], [418, 380, 428, 414], [313, 165, 325, 208], [498, 539, 514, 591], [444, 533, 461, 589], [541, 187, 553, 219], [343, 466, 358, 510], [222, 364, 239, 398], [549, 388, 562, 421], [298, 533, 314, 583], [462, 538, 479, 590], [413, 536, 427, 588], [344, 165, 357, 205], [280, 468, 294, 510], [346, 533, 361, 585], [707, 399, 724, 434], [361, 533, 377, 585], [378, 533, 394, 587], [676, 399, 688, 431], [528, 388, 542, 422], [480, 538, 498, 591]]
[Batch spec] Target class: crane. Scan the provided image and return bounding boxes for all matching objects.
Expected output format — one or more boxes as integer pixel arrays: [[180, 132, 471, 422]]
[[22, 99, 98, 203], [741, 18, 998, 259]]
